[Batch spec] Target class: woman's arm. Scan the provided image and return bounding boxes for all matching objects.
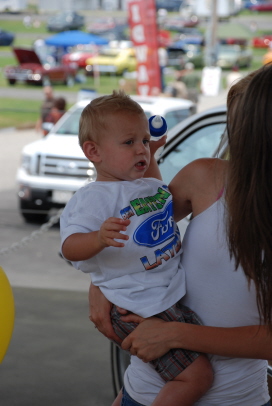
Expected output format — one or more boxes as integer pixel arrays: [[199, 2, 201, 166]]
[[120, 316, 272, 362], [89, 283, 122, 343]]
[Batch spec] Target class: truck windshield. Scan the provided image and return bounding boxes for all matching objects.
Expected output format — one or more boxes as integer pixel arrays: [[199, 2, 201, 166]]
[[55, 107, 84, 135]]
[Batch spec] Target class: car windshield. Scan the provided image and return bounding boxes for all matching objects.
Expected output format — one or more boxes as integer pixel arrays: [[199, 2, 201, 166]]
[[159, 123, 226, 184], [55, 107, 84, 135], [100, 49, 120, 57], [219, 45, 239, 54]]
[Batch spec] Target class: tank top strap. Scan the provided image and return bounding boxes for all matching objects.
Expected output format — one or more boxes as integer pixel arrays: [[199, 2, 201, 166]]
[[216, 187, 224, 201]]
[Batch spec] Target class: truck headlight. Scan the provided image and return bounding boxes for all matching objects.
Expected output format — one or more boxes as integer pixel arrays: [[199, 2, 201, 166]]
[[21, 154, 31, 173]]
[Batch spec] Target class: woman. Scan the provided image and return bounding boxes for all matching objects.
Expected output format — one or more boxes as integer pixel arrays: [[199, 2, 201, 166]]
[[89, 65, 272, 405]]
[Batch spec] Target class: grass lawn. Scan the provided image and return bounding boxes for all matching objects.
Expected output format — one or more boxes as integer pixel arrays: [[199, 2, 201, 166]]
[[0, 98, 40, 129], [0, 18, 47, 34]]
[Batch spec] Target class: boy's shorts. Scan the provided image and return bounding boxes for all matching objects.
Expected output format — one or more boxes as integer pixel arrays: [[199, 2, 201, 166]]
[[111, 300, 202, 382]]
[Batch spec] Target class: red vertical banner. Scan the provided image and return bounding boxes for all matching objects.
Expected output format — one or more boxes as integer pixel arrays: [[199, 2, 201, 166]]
[[128, 0, 161, 96]]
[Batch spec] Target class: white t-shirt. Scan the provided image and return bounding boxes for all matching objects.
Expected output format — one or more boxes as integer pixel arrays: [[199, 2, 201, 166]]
[[124, 197, 269, 405], [60, 178, 185, 318]]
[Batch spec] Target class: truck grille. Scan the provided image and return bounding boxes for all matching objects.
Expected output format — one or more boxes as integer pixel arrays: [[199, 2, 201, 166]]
[[37, 155, 93, 179]]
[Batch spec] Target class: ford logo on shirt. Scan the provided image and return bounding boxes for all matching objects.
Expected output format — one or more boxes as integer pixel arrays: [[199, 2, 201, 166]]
[[133, 201, 175, 247]]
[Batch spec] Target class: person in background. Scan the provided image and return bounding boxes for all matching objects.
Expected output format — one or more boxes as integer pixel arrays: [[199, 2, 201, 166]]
[[43, 97, 67, 136], [35, 86, 55, 134], [44, 97, 66, 125]]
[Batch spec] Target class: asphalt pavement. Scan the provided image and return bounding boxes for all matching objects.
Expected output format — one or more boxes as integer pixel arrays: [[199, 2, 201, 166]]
[[0, 88, 228, 406]]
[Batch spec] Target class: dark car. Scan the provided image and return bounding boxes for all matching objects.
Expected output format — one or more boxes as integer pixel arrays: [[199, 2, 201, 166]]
[[47, 11, 85, 32], [4, 48, 78, 86], [156, 0, 183, 11], [167, 41, 205, 69], [0, 29, 15, 46]]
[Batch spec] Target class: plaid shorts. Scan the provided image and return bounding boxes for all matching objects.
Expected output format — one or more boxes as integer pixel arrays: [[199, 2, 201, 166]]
[[111, 300, 202, 382]]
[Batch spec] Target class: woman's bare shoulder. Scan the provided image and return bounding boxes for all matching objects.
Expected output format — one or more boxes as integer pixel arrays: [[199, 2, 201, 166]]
[[170, 158, 228, 187], [169, 158, 228, 219]]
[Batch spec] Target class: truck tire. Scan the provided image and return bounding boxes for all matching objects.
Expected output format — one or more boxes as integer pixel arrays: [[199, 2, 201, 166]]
[[8, 79, 16, 85]]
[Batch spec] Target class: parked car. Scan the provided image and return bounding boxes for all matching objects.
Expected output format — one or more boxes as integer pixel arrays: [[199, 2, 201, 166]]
[[217, 44, 252, 69], [87, 17, 116, 34], [250, 1, 272, 11], [242, 0, 266, 9], [0, 29, 15, 46], [4, 47, 78, 86], [156, 0, 183, 11], [85, 47, 137, 75], [47, 11, 85, 32], [62, 47, 97, 69], [16, 95, 196, 223], [252, 34, 272, 48], [91, 24, 129, 42], [164, 17, 199, 31], [167, 42, 204, 69]]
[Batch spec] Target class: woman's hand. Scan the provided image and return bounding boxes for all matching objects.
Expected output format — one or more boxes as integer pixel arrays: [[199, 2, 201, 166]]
[[121, 315, 170, 362], [149, 135, 167, 157], [88, 283, 121, 343]]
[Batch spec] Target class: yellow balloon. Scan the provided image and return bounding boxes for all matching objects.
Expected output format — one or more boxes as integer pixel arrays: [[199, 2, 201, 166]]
[[0, 266, 15, 363]]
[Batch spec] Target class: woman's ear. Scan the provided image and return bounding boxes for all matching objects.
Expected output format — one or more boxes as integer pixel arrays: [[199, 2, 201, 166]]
[[83, 141, 101, 162]]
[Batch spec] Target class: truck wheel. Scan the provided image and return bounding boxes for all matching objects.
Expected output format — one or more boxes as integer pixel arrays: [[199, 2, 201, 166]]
[[19, 200, 48, 224], [110, 342, 130, 397], [8, 79, 16, 85]]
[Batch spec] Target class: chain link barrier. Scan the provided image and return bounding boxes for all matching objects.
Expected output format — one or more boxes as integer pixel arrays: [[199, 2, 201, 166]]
[[0, 208, 63, 256]]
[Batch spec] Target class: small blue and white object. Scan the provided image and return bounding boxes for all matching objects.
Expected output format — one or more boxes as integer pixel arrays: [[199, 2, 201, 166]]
[[148, 115, 168, 158]]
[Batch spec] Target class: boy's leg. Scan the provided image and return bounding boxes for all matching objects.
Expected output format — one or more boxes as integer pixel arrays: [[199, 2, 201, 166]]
[[151, 354, 213, 406], [149, 302, 213, 406], [110, 305, 138, 347]]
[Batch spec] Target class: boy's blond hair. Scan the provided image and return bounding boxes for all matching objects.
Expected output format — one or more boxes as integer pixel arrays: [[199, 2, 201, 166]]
[[78, 90, 144, 148]]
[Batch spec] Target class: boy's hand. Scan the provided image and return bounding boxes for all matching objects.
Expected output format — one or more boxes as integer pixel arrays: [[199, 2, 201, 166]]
[[98, 218, 130, 248], [149, 135, 167, 157]]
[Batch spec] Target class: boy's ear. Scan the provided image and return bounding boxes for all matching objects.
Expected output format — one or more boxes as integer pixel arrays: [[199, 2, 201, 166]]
[[83, 141, 101, 162]]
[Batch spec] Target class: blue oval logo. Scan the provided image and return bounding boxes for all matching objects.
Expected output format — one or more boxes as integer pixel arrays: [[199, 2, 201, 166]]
[[133, 201, 175, 247]]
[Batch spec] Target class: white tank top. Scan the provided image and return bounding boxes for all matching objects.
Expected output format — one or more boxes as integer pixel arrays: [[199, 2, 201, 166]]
[[124, 197, 269, 405]]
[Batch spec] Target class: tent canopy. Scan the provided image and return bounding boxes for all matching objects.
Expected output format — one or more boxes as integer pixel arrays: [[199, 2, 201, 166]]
[[45, 30, 109, 48]]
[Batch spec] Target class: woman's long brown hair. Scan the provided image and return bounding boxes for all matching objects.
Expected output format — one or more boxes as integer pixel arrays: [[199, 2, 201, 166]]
[[226, 64, 272, 328]]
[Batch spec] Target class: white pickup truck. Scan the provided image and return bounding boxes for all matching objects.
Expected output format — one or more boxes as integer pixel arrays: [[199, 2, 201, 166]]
[[16, 95, 196, 222]]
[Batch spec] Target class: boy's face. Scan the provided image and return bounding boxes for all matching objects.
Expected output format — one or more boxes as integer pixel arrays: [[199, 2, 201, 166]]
[[96, 111, 151, 182]]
